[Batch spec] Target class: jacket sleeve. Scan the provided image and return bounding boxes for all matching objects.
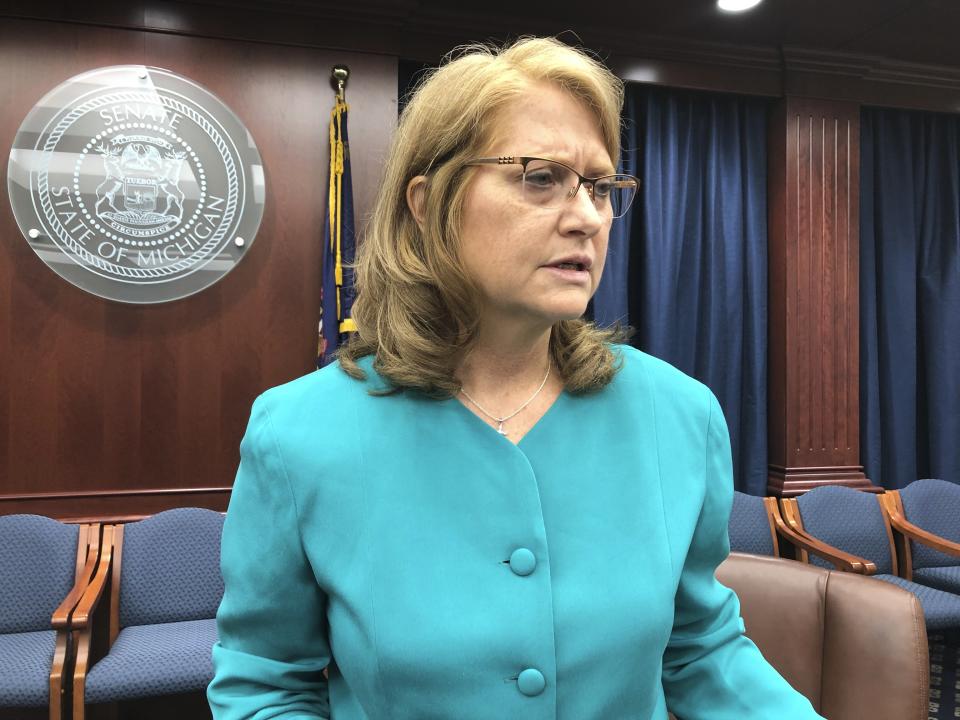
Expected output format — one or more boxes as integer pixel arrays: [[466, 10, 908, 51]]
[[661, 392, 825, 720], [208, 395, 331, 720]]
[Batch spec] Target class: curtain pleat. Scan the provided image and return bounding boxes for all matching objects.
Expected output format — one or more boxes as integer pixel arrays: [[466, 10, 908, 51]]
[[861, 107, 960, 489]]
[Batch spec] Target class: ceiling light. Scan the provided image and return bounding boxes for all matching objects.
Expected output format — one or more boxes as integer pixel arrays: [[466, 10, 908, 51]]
[[718, 0, 763, 11]]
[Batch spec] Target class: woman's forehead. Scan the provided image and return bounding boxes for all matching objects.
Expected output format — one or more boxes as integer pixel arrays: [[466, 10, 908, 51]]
[[481, 82, 613, 169]]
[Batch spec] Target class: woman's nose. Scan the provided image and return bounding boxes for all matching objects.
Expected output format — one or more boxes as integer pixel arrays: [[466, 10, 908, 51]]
[[561, 182, 605, 233]]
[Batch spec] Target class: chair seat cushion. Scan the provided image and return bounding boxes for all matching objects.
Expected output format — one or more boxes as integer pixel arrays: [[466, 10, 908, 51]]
[[85, 618, 217, 703], [0, 630, 55, 707], [913, 565, 960, 595], [875, 574, 960, 630]]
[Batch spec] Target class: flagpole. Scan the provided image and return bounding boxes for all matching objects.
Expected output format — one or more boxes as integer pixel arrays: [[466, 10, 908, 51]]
[[331, 65, 348, 318], [318, 64, 356, 368]]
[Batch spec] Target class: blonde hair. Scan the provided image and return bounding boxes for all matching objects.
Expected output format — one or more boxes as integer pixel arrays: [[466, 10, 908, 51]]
[[338, 36, 630, 396]]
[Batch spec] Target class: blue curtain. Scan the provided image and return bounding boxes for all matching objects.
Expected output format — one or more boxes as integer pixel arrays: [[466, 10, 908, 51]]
[[861, 108, 960, 489], [595, 84, 770, 495], [592, 89, 639, 328]]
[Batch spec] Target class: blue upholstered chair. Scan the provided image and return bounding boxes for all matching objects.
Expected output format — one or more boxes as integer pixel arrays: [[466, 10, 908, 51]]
[[0, 515, 100, 719], [728, 492, 779, 556], [71, 508, 224, 720], [728, 491, 868, 571], [781, 485, 960, 631], [881, 479, 960, 594]]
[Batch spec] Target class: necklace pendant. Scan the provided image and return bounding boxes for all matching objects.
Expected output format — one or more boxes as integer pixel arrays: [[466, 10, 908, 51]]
[[460, 362, 550, 439]]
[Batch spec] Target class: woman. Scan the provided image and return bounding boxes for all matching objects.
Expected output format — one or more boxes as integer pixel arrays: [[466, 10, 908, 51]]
[[208, 38, 824, 719]]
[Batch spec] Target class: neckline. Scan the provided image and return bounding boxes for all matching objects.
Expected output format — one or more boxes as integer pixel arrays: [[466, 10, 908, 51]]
[[449, 385, 567, 448], [352, 354, 568, 447]]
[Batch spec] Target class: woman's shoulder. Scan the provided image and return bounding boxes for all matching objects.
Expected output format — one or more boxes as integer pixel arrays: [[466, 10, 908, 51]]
[[612, 344, 713, 412], [239, 358, 386, 476], [252, 356, 381, 428]]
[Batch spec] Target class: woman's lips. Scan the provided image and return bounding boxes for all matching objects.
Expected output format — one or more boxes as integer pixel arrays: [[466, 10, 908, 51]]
[[543, 265, 591, 283]]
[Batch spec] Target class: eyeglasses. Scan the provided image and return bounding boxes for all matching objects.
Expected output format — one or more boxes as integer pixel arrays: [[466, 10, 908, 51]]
[[463, 156, 639, 219]]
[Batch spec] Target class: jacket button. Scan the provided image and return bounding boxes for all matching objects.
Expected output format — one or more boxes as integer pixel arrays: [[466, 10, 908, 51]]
[[517, 668, 546, 696], [509, 548, 536, 576]]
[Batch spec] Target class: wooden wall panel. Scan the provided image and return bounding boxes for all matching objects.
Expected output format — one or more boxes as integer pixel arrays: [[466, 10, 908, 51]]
[[0, 17, 397, 520], [767, 96, 870, 496]]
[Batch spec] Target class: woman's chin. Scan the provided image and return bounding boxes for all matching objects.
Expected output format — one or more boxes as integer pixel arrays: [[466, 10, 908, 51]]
[[487, 296, 592, 328], [544, 302, 592, 324]]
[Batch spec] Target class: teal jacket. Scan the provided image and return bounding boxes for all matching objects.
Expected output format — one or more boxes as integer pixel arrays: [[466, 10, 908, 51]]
[[208, 345, 823, 720]]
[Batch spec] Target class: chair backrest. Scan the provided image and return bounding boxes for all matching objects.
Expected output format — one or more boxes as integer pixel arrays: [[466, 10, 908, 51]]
[[717, 552, 928, 720], [118, 507, 225, 628], [728, 491, 776, 556], [0, 514, 79, 633], [794, 485, 895, 573], [899, 478, 960, 569]]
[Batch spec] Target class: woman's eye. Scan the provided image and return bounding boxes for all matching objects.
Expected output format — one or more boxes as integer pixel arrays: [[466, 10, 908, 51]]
[[525, 170, 557, 187], [593, 180, 613, 198]]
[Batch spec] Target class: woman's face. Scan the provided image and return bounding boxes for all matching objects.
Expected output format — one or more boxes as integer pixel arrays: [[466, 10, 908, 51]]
[[457, 82, 614, 334]]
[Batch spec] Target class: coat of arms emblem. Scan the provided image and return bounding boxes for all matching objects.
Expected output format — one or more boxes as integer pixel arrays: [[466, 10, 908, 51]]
[[96, 136, 187, 236], [6, 65, 265, 304]]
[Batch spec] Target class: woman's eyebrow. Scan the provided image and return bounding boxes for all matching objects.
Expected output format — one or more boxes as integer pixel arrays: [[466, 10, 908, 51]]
[[589, 166, 618, 177], [579, 161, 618, 177], [537, 153, 616, 176]]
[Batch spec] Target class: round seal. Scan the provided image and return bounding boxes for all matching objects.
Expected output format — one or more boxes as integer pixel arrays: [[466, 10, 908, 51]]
[[6, 65, 265, 304]]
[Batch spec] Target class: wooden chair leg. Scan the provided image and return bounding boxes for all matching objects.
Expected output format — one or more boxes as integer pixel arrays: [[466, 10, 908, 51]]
[[72, 629, 92, 720], [49, 631, 70, 720]]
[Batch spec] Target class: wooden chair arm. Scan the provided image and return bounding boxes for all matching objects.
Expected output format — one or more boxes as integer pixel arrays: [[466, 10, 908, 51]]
[[883, 499, 960, 558], [51, 542, 100, 629], [71, 525, 114, 629], [771, 512, 876, 573]]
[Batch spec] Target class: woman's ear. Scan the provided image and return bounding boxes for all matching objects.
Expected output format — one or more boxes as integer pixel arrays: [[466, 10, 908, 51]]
[[406, 175, 428, 229]]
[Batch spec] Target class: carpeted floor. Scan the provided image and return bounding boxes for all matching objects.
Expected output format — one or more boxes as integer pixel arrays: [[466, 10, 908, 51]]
[[928, 630, 960, 720]]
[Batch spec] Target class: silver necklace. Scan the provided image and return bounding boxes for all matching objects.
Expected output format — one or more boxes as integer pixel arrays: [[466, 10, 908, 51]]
[[460, 364, 551, 435]]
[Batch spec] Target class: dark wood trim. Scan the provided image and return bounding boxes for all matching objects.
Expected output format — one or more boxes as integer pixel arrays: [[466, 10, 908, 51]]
[[613, 54, 782, 98], [610, 36, 783, 98], [782, 47, 960, 113], [7, 3, 960, 113], [617, 46, 960, 113], [0, 487, 231, 522], [0, 3, 453, 59], [0, 486, 231, 501], [768, 466, 878, 497], [768, 464, 873, 475]]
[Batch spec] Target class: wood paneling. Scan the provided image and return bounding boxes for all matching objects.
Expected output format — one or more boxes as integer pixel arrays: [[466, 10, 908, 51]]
[[9, 2, 960, 113], [4, 5, 954, 511], [0, 17, 398, 518], [767, 96, 872, 496], [0, 487, 230, 523]]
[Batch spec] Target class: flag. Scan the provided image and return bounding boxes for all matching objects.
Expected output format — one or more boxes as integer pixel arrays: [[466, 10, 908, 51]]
[[318, 94, 357, 367]]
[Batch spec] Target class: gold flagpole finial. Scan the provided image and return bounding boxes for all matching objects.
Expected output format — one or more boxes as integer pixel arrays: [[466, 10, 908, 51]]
[[331, 65, 350, 100]]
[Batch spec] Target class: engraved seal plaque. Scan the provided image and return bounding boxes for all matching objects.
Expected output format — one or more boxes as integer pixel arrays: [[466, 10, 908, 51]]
[[7, 65, 265, 303]]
